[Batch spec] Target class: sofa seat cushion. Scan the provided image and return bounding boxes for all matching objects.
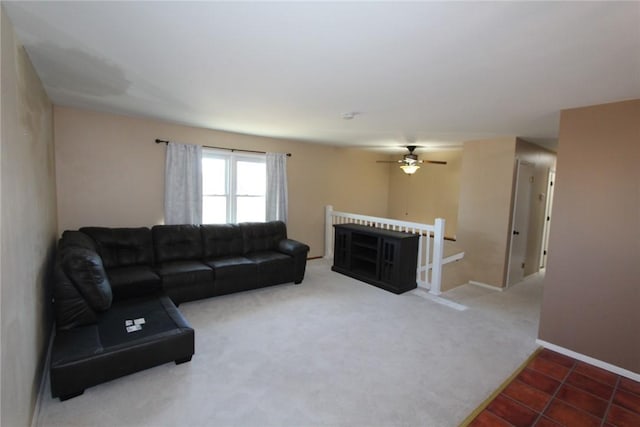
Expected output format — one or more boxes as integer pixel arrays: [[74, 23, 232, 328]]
[[205, 256, 258, 295], [98, 296, 191, 348], [107, 266, 162, 301], [155, 260, 214, 303], [156, 261, 213, 288], [50, 295, 194, 400], [245, 251, 294, 286], [205, 256, 257, 279]]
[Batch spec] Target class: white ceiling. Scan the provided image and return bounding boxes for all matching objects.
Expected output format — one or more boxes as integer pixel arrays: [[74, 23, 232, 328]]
[[4, 1, 640, 152]]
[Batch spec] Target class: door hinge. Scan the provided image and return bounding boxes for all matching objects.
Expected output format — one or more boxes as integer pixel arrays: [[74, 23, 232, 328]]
[[529, 176, 534, 183], [521, 262, 525, 269]]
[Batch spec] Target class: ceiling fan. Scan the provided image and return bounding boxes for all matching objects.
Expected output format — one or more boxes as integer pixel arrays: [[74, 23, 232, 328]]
[[376, 146, 447, 175]]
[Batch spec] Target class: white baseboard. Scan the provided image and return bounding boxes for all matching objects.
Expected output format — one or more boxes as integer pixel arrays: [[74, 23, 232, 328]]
[[411, 288, 468, 311], [442, 251, 465, 265], [523, 272, 541, 281], [32, 325, 54, 427], [536, 339, 640, 382], [468, 280, 504, 292]]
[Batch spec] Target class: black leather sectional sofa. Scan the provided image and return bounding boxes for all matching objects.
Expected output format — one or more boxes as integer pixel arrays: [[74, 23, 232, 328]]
[[51, 221, 309, 400]]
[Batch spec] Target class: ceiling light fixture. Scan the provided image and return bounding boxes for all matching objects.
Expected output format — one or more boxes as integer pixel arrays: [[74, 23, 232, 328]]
[[400, 164, 420, 175], [341, 112, 359, 120]]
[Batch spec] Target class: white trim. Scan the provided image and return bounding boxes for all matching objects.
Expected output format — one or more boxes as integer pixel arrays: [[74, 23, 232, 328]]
[[539, 169, 555, 269], [426, 252, 464, 269], [468, 280, 504, 292], [442, 252, 465, 266], [32, 325, 55, 427], [202, 149, 267, 224], [536, 339, 640, 382], [410, 288, 468, 311], [522, 272, 541, 282], [328, 209, 437, 232]]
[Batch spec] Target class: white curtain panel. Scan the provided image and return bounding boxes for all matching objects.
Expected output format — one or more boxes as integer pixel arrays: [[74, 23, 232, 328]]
[[164, 142, 203, 224], [266, 152, 288, 223]]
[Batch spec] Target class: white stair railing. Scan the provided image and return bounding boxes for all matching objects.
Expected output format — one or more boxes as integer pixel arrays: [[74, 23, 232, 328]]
[[324, 205, 456, 295]]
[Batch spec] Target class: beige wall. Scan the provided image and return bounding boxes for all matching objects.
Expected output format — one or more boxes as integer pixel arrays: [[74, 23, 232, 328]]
[[454, 137, 517, 287], [1, 7, 57, 427], [538, 99, 640, 373], [54, 106, 390, 257], [445, 137, 556, 290], [387, 149, 461, 238]]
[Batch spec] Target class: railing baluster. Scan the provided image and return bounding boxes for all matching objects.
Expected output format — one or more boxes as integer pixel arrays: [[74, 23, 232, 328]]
[[425, 234, 431, 289]]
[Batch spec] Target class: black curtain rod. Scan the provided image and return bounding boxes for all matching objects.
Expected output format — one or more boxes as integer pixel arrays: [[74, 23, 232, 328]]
[[155, 139, 291, 157]]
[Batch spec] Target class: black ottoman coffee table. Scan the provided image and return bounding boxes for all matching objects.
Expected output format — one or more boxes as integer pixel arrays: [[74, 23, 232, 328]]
[[50, 295, 194, 400]]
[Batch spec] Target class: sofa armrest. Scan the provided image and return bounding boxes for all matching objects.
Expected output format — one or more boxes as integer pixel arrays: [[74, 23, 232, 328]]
[[278, 239, 310, 256], [278, 239, 310, 284]]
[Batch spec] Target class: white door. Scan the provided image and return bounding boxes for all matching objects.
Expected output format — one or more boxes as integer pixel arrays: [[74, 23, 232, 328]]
[[539, 170, 556, 269], [507, 160, 534, 286]]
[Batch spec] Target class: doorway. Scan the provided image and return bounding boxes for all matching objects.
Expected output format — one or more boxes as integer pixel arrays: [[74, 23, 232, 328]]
[[507, 160, 534, 286]]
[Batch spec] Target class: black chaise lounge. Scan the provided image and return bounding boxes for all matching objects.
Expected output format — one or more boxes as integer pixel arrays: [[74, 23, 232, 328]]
[[51, 221, 309, 400]]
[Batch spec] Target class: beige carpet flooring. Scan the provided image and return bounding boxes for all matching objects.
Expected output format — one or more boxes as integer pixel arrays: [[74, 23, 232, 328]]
[[36, 259, 543, 427]]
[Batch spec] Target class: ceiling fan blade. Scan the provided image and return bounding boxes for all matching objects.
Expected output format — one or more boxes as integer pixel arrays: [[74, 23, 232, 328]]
[[420, 160, 447, 165], [377, 157, 446, 165]]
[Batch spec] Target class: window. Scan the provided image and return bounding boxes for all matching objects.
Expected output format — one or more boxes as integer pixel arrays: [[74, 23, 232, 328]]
[[202, 150, 266, 224]]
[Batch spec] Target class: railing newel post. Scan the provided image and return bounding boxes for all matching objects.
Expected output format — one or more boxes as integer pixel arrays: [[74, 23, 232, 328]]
[[417, 233, 424, 288], [430, 218, 445, 296], [324, 205, 333, 259]]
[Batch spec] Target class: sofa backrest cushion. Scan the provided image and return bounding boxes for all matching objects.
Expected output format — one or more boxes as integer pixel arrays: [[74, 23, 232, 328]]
[[59, 230, 98, 252], [239, 221, 287, 254], [53, 263, 99, 330], [152, 225, 203, 263], [80, 227, 154, 269], [201, 224, 243, 258], [61, 248, 113, 312]]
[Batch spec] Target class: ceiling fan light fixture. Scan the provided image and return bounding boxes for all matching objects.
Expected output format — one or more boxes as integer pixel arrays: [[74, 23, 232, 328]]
[[400, 164, 420, 175]]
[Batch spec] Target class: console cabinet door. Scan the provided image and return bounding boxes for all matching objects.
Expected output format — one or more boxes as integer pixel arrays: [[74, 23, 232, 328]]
[[379, 238, 398, 284], [332, 224, 418, 294], [333, 227, 350, 269], [379, 236, 419, 290]]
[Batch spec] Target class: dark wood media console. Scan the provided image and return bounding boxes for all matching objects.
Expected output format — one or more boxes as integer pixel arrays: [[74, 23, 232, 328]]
[[332, 223, 419, 294]]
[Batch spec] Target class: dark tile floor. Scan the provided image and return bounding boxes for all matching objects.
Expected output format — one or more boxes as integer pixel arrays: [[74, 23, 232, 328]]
[[468, 349, 640, 427]]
